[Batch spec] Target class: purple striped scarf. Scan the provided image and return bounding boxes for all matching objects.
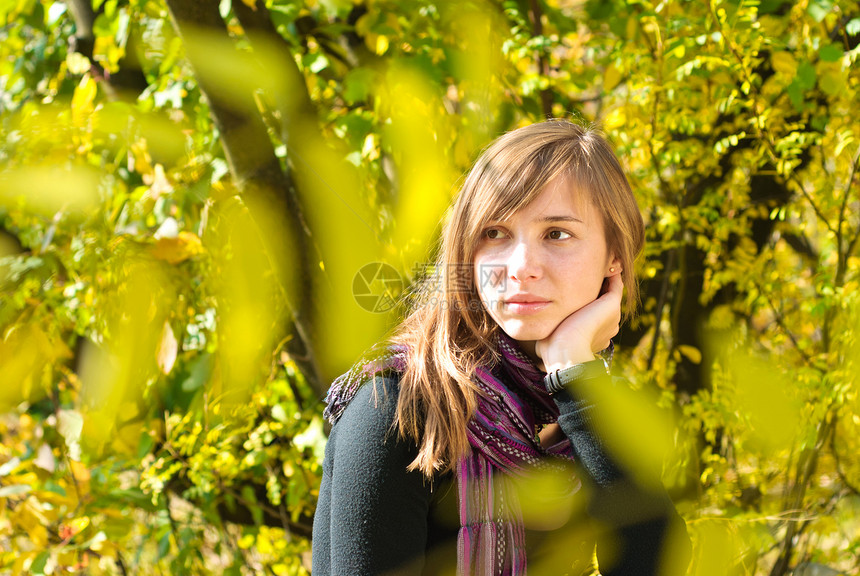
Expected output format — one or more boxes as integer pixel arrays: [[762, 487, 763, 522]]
[[323, 333, 579, 575]]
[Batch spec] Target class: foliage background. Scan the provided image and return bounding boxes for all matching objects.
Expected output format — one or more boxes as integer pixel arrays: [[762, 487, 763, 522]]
[[1, 0, 859, 574]]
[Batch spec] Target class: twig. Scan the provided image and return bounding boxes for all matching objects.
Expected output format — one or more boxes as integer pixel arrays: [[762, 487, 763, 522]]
[[830, 423, 860, 496], [648, 247, 676, 371], [750, 277, 814, 366], [528, 0, 553, 118], [769, 406, 835, 576], [708, 0, 838, 238], [839, 146, 860, 279]]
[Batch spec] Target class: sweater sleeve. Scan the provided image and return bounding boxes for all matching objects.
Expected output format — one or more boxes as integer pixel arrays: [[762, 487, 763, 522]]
[[552, 369, 692, 576], [312, 377, 434, 576]]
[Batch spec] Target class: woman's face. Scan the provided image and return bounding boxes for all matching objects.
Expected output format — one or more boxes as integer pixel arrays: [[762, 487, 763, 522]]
[[473, 176, 616, 353]]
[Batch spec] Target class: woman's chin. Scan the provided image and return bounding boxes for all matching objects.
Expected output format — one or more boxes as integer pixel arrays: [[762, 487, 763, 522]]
[[498, 323, 553, 346]]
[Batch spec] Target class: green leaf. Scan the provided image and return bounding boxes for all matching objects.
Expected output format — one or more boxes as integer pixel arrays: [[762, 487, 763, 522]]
[[796, 61, 817, 90], [847, 18, 860, 36], [180, 353, 212, 393], [343, 68, 376, 105], [46, 2, 67, 26], [585, 0, 615, 21], [93, 12, 117, 38], [759, 0, 790, 14], [819, 43, 843, 62], [807, 0, 834, 22], [787, 82, 804, 109], [302, 52, 329, 74], [30, 551, 50, 575], [241, 485, 263, 525], [158, 531, 171, 559]]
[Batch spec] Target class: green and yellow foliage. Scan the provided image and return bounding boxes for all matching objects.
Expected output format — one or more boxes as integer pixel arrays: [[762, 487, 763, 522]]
[[1, 0, 859, 573]]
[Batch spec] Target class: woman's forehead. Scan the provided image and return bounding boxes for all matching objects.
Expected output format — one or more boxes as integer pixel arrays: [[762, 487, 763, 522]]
[[484, 175, 594, 222]]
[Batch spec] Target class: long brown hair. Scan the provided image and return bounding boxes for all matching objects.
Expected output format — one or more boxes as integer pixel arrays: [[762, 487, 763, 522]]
[[391, 119, 645, 477]]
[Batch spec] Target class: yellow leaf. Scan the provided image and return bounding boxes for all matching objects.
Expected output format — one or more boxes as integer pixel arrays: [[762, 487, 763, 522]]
[[626, 16, 638, 39], [510, 464, 581, 530], [689, 519, 743, 576], [0, 165, 101, 217], [354, 13, 372, 36], [677, 345, 702, 364], [71, 75, 97, 127], [771, 51, 797, 76], [374, 35, 389, 55], [604, 63, 622, 91], [157, 321, 178, 375], [69, 460, 91, 484], [585, 381, 675, 490], [0, 324, 53, 408], [819, 68, 842, 96], [56, 550, 79, 569], [129, 140, 154, 177], [13, 499, 49, 548], [732, 354, 801, 451], [111, 421, 144, 456], [603, 107, 626, 131], [257, 532, 273, 555], [669, 43, 685, 59], [64, 516, 90, 538], [150, 231, 203, 264]]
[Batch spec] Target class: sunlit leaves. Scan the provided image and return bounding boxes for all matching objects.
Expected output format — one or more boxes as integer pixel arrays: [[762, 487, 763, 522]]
[[2, 0, 860, 573], [0, 164, 102, 217]]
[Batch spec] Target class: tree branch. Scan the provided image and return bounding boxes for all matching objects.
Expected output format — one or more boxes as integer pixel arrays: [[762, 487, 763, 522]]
[[837, 145, 860, 284], [831, 425, 860, 496], [647, 247, 675, 372], [65, 0, 148, 98], [231, 0, 318, 131], [709, 2, 838, 239], [162, 0, 323, 395], [751, 278, 814, 366], [528, 0, 553, 118], [779, 231, 819, 265], [769, 408, 835, 576]]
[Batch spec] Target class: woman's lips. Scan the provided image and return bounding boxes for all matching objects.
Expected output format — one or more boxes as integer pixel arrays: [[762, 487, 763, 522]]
[[503, 300, 550, 314]]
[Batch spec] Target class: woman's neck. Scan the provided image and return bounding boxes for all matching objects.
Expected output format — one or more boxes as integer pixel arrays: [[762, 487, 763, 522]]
[[513, 339, 546, 372]]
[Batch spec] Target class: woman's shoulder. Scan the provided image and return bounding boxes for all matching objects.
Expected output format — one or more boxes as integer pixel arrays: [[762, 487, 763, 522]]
[[323, 373, 426, 484], [329, 373, 403, 438]]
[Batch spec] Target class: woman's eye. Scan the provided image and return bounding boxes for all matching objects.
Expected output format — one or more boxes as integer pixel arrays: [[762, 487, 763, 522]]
[[485, 228, 507, 239], [547, 230, 572, 240]]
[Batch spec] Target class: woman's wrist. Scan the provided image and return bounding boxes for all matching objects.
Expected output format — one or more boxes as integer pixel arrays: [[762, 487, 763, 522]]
[[540, 341, 594, 372], [544, 358, 610, 396]]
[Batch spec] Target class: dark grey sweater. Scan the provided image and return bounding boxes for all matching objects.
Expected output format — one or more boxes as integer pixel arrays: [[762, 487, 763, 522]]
[[312, 372, 690, 575]]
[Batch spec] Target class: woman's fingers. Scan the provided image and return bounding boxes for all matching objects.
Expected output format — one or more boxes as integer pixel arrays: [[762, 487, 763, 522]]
[[536, 275, 626, 369], [601, 272, 624, 304]]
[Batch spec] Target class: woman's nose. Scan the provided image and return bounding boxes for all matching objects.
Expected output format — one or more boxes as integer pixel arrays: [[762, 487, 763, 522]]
[[507, 241, 541, 283]]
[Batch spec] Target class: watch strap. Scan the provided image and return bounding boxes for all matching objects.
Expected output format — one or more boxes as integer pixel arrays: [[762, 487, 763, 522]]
[[544, 358, 609, 396]]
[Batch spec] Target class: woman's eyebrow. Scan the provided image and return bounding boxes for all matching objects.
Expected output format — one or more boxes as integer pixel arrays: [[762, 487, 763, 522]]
[[538, 215, 583, 223]]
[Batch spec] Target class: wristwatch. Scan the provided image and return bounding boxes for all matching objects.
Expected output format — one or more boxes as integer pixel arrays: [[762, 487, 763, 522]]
[[543, 357, 610, 396]]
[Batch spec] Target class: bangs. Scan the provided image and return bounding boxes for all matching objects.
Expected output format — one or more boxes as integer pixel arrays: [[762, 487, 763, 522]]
[[462, 140, 582, 241]]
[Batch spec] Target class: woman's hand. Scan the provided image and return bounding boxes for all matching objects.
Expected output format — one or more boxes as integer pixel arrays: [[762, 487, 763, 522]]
[[534, 273, 623, 372]]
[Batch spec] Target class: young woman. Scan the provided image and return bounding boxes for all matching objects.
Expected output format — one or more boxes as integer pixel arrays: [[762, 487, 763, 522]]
[[312, 120, 691, 575]]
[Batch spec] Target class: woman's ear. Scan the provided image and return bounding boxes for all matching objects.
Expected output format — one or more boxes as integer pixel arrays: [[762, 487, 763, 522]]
[[607, 255, 622, 277]]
